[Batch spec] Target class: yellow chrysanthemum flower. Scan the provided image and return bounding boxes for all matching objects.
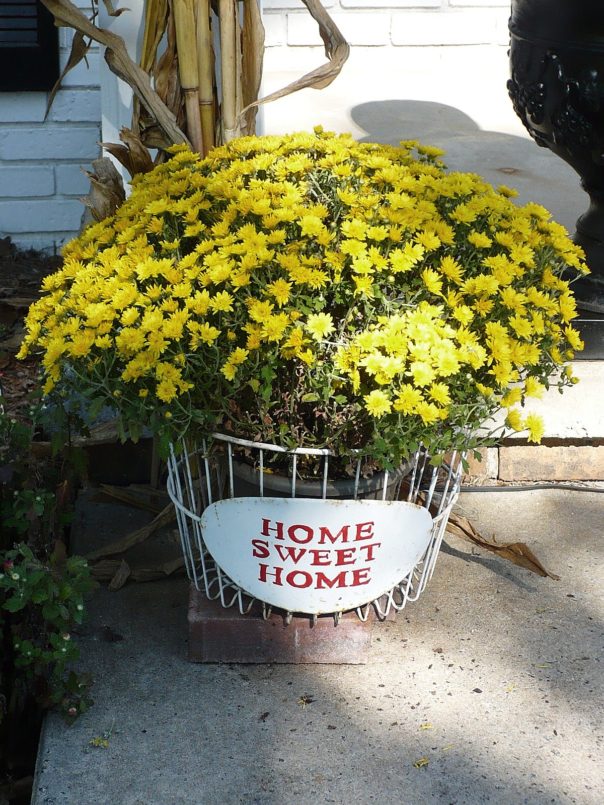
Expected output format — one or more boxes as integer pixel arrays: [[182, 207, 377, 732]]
[[364, 389, 392, 417], [505, 408, 523, 431], [18, 129, 583, 466], [305, 313, 335, 341], [524, 413, 545, 443]]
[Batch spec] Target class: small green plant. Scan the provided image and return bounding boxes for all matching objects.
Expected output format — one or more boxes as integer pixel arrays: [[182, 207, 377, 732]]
[[0, 542, 95, 722], [2, 489, 57, 535]]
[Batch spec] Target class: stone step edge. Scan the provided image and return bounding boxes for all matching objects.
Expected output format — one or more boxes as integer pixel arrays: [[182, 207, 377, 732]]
[[463, 443, 604, 482]]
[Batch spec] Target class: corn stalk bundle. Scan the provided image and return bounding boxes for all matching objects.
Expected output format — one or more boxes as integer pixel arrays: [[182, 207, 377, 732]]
[[42, 0, 349, 167]]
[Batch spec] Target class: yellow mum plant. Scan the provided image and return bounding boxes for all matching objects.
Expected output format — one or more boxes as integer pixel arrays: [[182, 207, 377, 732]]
[[19, 128, 586, 470]]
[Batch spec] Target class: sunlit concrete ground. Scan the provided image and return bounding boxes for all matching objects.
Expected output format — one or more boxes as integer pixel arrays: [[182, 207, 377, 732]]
[[33, 487, 602, 805]]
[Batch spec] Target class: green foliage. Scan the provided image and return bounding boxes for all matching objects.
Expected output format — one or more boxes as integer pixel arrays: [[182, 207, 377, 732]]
[[0, 543, 95, 722], [1, 405, 93, 729]]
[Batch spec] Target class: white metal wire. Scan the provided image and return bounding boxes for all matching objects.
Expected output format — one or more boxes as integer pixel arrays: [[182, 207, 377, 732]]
[[166, 433, 464, 623]]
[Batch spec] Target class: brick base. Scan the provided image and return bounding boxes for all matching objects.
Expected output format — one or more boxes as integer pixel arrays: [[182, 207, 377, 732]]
[[187, 585, 386, 664], [462, 444, 604, 483], [498, 445, 604, 481]]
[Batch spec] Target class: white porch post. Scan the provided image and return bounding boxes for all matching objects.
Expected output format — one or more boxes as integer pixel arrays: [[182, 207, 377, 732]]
[[98, 0, 145, 187]]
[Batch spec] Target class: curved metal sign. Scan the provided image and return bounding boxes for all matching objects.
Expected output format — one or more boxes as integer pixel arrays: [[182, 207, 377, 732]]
[[200, 497, 433, 614]]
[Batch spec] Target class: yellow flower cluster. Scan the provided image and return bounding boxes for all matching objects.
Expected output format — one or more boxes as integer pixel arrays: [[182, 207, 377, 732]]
[[19, 128, 587, 461]]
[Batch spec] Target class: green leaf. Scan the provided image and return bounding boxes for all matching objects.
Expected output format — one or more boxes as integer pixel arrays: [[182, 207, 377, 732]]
[[42, 602, 60, 621], [260, 366, 276, 383], [88, 397, 107, 422], [31, 588, 49, 604], [3, 595, 27, 613]]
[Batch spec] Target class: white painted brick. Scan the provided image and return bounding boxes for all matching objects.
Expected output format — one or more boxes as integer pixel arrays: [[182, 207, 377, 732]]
[[59, 51, 100, 87], [8, 232, 76, 253], [48, 90, 102, 123], [0, 94, 47, 124], [263, 0, 334, 9], [55, 164, 92, 196], [342, 0, 439, 7], [0, 199, 84, 233], [59, 27, 101, 49], [391, 9, 507, 46], [0, 166, 55, 197], [0, 126, 100, 161], [263, 12, 288, 47], [288, 11, 390, 46]]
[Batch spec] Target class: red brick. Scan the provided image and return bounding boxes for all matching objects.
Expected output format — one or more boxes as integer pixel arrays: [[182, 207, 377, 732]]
[[498, 445, 604, 481], [188, 585, 385, 664], [462, 447, 499, 481]]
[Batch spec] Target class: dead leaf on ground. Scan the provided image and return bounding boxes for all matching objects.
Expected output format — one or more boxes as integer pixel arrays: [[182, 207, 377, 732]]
[[445, 511, 560, 580], [108, 559, 131, 591], [90, 554, 184, 585], [96, 483, 166, 514], [86, 502, 175, 561]]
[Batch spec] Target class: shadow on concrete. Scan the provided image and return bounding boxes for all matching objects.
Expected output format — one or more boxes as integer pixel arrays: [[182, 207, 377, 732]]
[[350, 98, 588, 237]]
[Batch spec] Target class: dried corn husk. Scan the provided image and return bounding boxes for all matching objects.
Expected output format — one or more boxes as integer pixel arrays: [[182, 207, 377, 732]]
[[100, 127, 155, 177], [241, 0, 349, 122], [240, 0, 264, 136], [41, 0, 189, 146], [219, 0, 239, 142], [81, 157, 125, 222], [173, 0, 204, 151], [132, 0, 169, 135], [44, 30, 90, 119], [196, 0, 215, 154]]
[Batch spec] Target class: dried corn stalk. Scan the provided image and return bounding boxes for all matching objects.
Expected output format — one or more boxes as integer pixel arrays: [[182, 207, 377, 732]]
[[42, 0, 189, 147], [42, 0, 349, 168]]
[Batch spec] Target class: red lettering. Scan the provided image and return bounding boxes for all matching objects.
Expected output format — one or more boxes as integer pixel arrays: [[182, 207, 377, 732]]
[[318, 524, 350, 545], [275, 545, 306, 564], [350, 568, 371, 586], [286, 570, 313, 588], [258, 563, 283, 585], [358, 541, 381, 562], [252, 538, 270, 559], [355, 521, 375, 541], [261, 518, 284, 540], [315, 571, 349, 589], [287, 523, 314, 544], [308, 549, 331, 566], [334, 547, 356, 566]]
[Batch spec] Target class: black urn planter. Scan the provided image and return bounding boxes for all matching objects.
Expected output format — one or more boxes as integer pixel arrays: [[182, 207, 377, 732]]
[[508, 0, 604, 311]]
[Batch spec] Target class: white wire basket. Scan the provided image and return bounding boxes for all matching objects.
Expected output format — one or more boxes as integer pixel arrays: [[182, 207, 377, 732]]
[[166, 433, 464, 623]]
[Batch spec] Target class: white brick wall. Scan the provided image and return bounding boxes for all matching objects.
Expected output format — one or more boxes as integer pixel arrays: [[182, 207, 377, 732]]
[[265, 0, 509, 49], [261, 0, 514, 136], [0, 25, 101, 251], [1, 0, 512, 251]]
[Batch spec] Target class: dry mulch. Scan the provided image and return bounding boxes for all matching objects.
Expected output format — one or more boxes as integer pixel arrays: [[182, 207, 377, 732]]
[[0, 237, 62, 421]]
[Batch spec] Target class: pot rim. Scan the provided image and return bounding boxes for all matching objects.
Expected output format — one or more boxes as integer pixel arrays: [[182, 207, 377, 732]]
[[231, 455, 413, 498]]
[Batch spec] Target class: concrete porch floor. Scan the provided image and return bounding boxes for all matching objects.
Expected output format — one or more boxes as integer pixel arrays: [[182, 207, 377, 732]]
[[32, 485, 603, 805], [32, 52, 604, 805]]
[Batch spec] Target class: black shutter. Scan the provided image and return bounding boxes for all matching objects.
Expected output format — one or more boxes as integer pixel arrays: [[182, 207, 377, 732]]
[[0, 0, 60, 91]]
